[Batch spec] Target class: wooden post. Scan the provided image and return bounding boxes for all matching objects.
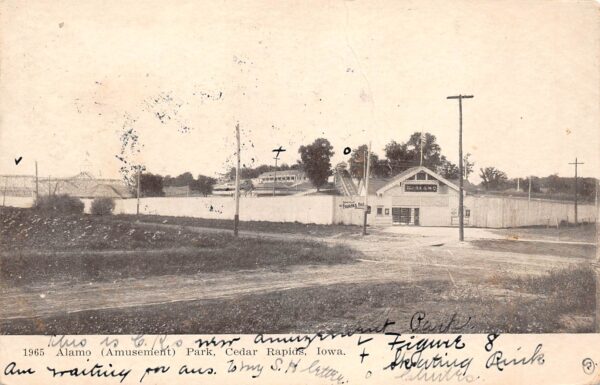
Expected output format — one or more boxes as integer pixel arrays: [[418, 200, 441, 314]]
[[234, 123, 241, 237], [273, 157, 278, 197]]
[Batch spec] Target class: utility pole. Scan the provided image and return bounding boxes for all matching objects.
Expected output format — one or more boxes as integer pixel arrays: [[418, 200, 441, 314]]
[[528, 176, 532, 201], [35, 161, 39, 203], [568, 158, 584, 225], [419, 132, 424, 166], [447, 94, 473, 242], [136, 167, 141, 217], [362, 142, 371, 236], [272, 146, 286, 197], [234, 123, 241, 237]]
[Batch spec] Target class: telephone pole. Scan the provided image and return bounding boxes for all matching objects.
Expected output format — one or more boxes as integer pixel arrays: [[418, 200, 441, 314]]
[[568, 158, 584, 225], [234, 123, 241, 237], [447, 94, 474, 242], [362, 142, 371, 236], [273, 157, 278, 197], [272, 146, 286, 197]]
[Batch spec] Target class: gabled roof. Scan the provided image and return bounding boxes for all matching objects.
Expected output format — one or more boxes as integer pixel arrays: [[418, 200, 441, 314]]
[[376, 166, 460, 195]]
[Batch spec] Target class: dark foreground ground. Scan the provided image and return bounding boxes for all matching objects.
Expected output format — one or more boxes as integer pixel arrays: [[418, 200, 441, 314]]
[[0, 207, 596, 334]]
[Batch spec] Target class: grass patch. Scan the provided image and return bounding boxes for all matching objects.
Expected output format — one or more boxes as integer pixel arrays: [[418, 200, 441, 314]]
[[492, 223, 597, 243], [1, 236, 359, 286], [0, 207, 217, 251], [502, 265, 595, 315], [470, 239, 595, 259], [0, 207, 360, 285]]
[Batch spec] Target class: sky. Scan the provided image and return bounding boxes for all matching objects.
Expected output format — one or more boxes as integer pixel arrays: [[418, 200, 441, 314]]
[[0, 0, 598, 183]]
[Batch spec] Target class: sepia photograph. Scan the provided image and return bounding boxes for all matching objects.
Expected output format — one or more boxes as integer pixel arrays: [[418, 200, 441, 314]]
[[0, 0, 598, 337]]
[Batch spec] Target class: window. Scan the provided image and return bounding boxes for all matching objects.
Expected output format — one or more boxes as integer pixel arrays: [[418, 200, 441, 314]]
[[377, 206, 383, 216], [465, 209, 471, 217], [385, 208, 390, 215], [416, 172, 427, 180]]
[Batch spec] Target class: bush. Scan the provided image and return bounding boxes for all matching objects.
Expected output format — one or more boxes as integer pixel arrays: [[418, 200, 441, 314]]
[[35, 194, 84, 214], [91, 197, 115, 215]]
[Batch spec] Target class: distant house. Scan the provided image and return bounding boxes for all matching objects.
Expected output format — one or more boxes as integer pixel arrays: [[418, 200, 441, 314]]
[[257, 170, 308, 184], [253, 170, 313, 196]]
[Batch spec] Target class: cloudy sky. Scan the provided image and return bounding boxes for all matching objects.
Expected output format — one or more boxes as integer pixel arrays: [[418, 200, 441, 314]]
[[0, 0, 598, 182]]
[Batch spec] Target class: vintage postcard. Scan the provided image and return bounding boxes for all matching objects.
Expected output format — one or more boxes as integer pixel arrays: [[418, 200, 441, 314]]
[[0, 0, 598, 384]]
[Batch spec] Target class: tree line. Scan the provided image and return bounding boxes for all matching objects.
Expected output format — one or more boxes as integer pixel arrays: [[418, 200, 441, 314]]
[[346, 132, 474, 181], [134, 133, 597, 200], [137, 172, 217, 197]]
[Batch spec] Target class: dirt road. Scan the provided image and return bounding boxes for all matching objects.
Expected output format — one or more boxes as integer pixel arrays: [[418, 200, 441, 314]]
[[1, 225, 591, 320]]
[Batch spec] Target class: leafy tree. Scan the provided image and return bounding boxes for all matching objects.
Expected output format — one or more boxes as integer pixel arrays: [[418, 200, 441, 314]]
[[140, 173, 165, 196], [479, 167, 508, 190], [438, 153, 475, 180], [383, 132, 446, 175], [163, 175, 174, 186], [172, 172, 194, 187], [191, 175, 217, 196], [384, 140, 412, 175], [347, 145, 390, 179], [298, 138, 334, 191], [462, 153, 475, 180], [406, 132, 443, 169], [438, 157, 460, 179], [371, 159, 392, 178], [522, 176, 541, 193]]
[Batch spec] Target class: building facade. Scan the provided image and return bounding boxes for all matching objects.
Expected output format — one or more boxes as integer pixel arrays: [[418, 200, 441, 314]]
[[356, 166, 466, 227]]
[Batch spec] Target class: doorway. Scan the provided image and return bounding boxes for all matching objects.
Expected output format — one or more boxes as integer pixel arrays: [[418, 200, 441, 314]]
[[392, 207, 420, 225]]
